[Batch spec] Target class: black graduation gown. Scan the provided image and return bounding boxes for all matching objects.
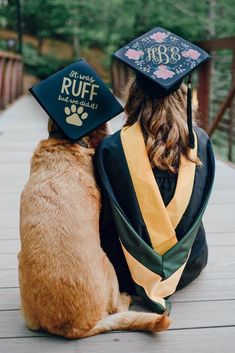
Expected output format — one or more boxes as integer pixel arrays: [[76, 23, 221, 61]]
[[93, 126, 215, 295]]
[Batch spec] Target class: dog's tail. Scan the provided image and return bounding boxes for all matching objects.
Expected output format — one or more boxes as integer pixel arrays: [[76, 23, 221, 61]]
[[81, 311, 170, 338]]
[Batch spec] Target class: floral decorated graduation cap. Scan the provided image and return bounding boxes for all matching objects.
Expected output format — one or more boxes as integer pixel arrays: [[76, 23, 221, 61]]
[[113, 27, 211, 148], [29, 59, 123, 142]]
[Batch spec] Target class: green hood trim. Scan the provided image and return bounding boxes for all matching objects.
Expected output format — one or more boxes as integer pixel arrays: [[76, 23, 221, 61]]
[[135, 284, 171, 314], [110, 142, 214, 279]]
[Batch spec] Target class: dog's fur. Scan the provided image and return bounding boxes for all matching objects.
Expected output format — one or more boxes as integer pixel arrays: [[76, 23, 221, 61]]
[[18, 122, 170, 338]]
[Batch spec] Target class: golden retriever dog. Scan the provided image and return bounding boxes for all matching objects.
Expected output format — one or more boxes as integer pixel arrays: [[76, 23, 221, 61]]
[[18, 120, 170, 338]]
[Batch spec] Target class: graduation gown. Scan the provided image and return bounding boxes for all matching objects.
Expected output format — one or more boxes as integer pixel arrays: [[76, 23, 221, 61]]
[[93, 123, 215, 314]]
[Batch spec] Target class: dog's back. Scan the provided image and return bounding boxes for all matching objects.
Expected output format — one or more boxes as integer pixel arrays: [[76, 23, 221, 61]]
[[19, 138, 118, 337]]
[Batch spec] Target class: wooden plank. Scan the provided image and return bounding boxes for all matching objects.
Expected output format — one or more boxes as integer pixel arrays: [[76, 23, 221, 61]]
[[16, 60, 23, 97], [0, 328, 234, 353], [207, 233, 235, 246], [171, 277, 235, 302], [0, 152, 34, 164], [0, 57, 5, 108], [194, 246, 235, 280], [205, 222, 235, 233], [0, 194, 20, 210], [203, 204, 235, 222], [0, 164, 29, 193], [0, 300, 235, 339], [214, 159, 235, 173], [0, 139, 40, 149], [11, 60, 18, 102], [0, 164, 29, 182], [2, 59, 13, 108], [0, 254, 18, 269], [212, 177, 235, 189], [198, 36, 235, 51], [197, 59, 211, 129], [209, 189, 235, 205], [0, 50, 21, 60], [0, 310, 48, 338], [208, 81, 235, 136], [0, 240, 20, 254], [0, 288, 19, 310], [0, 228, 19, 240], [0, 211, 20, 228], [214, 166, 235, 177], [0, 270, 18, 288]]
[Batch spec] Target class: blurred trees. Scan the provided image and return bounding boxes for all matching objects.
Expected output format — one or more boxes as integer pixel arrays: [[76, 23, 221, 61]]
[[1, 0, 235, 58]]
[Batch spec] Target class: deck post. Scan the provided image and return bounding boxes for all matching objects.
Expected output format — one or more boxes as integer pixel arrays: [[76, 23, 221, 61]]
[[197, 59, 212, 131]]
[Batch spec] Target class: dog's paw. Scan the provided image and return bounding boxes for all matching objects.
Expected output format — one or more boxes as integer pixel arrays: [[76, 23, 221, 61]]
[[65, 104, 88, 127]]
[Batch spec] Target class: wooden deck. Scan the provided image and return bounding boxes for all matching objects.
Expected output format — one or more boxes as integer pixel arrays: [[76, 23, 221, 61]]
[[0, 95, 235, 352]]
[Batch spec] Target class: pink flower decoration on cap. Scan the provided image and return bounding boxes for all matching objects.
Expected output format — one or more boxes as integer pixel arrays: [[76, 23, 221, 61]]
[[182, 49, 201, 60], [150, 31, 169, 43], [153, 65, 175, 80], [125, 49, 144, 60]]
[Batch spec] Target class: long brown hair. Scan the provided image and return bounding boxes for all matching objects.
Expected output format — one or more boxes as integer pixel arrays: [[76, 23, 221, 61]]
[[124, 77, 201, 173]]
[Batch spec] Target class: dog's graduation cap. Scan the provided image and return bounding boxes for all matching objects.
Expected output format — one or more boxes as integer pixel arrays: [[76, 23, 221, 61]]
[[113, 27, 211, 148], [29, 59, 123, 142]]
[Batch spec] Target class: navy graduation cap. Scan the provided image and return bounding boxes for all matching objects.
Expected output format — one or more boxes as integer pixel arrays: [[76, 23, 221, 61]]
[[113, 27, 211, 148], [29, 59, 123, 142]]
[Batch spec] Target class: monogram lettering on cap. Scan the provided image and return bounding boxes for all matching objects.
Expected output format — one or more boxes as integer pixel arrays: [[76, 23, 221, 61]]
[[145, 45, 181, 65]]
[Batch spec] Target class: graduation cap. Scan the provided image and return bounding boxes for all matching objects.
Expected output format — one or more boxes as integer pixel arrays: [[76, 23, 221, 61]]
[[113, 27, 211, 148], [29, 59, 123, 142]]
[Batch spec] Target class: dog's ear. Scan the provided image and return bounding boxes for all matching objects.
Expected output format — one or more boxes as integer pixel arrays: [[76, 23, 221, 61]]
[[88, 122, 113, 149], [48, 118, 60, 133]]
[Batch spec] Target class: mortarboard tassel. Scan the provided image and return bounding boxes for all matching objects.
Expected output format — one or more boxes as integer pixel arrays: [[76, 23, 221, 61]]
[[187, 74, 195, 149]]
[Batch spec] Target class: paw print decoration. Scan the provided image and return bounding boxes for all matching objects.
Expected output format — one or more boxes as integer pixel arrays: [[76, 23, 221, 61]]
[[65, 104, 88, 127]]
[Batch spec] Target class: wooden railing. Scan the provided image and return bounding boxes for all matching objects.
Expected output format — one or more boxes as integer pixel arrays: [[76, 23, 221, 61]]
[[111, 36, 235, 161], [111, 60, 132, 99], [197, 37, 235, 127], [0, 50, 23, 109], [198, 37, 235, 161]]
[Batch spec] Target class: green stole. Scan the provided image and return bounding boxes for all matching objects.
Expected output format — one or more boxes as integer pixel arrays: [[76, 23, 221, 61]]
[[106, 122, 213, 314]]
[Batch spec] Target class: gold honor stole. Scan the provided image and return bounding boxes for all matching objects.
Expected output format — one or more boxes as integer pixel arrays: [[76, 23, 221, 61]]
[[120, 121, 198, 310]]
